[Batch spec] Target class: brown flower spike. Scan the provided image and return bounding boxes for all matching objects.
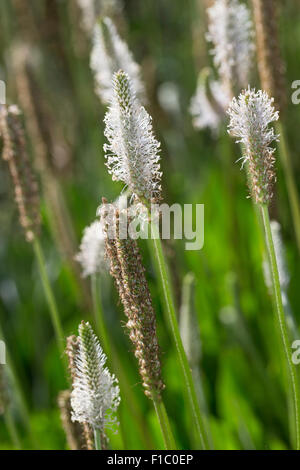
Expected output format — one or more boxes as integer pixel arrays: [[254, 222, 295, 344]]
[[103, 203, 164, 400]]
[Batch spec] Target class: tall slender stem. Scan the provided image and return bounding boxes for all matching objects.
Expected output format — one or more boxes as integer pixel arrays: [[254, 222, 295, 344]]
[[32, 238, 64, 357], [93, 428, 101, 450], [276, 121, 300, 254], [91, 274, 110, 355], [153, 399, 177, 450], [149, 221, 209, 450], [4, 408, 21, 449], [261, 204, 300, 449]]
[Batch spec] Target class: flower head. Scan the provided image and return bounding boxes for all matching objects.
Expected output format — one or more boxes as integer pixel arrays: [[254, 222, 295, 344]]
[[104, 70, 162, 205], [190, 68, 230, 134], [70, 322, 120, 432], [206, 0, 255, 94], [75, 220, 107, 277], [227, 87, 279, 204], [90, 17, 144, 104]]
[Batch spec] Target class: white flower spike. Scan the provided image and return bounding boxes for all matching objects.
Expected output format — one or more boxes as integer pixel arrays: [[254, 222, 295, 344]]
[[90, 17, 145, 105], [71, 322, 120, 432], [75, 220, 107, 277], [206, 0, 255, 94], [104, 70, 162, 205], [227, 87, 279, 204]]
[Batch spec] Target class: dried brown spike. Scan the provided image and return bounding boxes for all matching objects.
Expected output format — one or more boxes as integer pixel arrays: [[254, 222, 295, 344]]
[[104, 206, 164, 400], [0, 105, 40, 242], [251, 0, 286, 112]]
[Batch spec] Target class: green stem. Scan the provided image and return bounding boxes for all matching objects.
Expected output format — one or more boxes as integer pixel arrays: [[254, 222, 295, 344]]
[[91, 274, 110, 355], [276, 121, 300, 254], [93, 428, 101, 450], [149, 222, 209, 449], [153, 399, 177, 450], [261, 204, 300, 449], [32, 238, 64, 357], [4, 408, 22, 449]]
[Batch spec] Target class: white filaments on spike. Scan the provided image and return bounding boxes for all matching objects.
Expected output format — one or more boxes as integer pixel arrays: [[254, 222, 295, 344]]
[[104, 70, 162, 204], [227, 87, 279, 204], [71, 322, 120, 432], [90, 17, 145, 105], [75, 220, 107, 277], [77, 0, 122, 33], [190, 74, 230, 134], [206, 0, 255, 93]]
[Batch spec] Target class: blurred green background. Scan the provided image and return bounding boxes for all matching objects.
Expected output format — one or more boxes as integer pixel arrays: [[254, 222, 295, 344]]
[[0, 0, 299, 450]]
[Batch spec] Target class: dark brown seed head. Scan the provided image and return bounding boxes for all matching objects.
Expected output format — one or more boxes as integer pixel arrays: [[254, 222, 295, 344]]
[[103, 206, 164, 400], [0, 105, 40, 242]]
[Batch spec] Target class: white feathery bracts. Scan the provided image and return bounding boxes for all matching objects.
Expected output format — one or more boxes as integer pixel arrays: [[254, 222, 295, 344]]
[[190, 68, 231, 135], [206, 0, 255, 95], [104, 70, 162, 205], [90, 17, 145, 105], [75, 220, 107, 277], [227, 87, 279, 205], [70, 322, 120, 433]]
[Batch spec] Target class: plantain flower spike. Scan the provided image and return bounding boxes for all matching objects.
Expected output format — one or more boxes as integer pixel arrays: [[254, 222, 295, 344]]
[[206, 0, 255, 96], [75, 220, 107, 277], [90, 17, 145, 105], [70, 322, 120, 434], [104, 70, 162, 205], [227, 87, 279, 205]]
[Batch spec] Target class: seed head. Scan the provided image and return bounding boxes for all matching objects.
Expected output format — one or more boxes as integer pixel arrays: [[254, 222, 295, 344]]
[[104, 70, 162, 205], [75, 220, 107, 277], [227, 87, 279, 204], [103, 207, 164, 400], [90, 17, 144, 104], [251, 0, 286, 112], [0, 105, 40, 242], [206, 0, 255, 95], [70, 322, 120, 432]]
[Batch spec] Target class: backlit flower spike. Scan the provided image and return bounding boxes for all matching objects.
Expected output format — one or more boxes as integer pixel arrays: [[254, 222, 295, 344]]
[[75, 220, 107, 277], [90, 17, 145, 105], [70, 322, 120, 432], [104, 70, 162, 205], [190, 68, 230, 135], [206, 0, 255, 95], [227, 87, 279, 204]]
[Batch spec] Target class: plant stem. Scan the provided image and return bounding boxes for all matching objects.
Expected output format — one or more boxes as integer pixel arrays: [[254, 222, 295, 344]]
[[261, 204, 300, 449], [91, 274, 110, 355], [153, 399, 177, 450], [149, 221, 209, 449], [33, 238, 64, 357], [4, 408, 22, 449], [276, 121, 300, 254], [93, 428, 101, 450]]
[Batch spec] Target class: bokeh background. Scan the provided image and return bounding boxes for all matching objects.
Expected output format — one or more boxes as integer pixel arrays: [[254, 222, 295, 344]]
[[0, 0, 299, 450]]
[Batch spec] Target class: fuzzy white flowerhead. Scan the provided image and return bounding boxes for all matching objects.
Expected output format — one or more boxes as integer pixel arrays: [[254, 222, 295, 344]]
[[77, 0, 122, 33], [104, 70, 162, 204], [71, 322, 120, 432], [190, 68, 231, 135], [75, 220, 107, 277], [206, 0, 255, 94], [227, 87, 279, 204], [90, 17, 145, 105]]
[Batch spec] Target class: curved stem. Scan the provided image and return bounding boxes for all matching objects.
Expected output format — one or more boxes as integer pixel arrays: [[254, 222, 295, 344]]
[[276, 121, 300, 254], [153, 399, 177, 450], [33, 238, 64, 357], [261, 204, 300, 449], [149, 222, 209, 449]]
